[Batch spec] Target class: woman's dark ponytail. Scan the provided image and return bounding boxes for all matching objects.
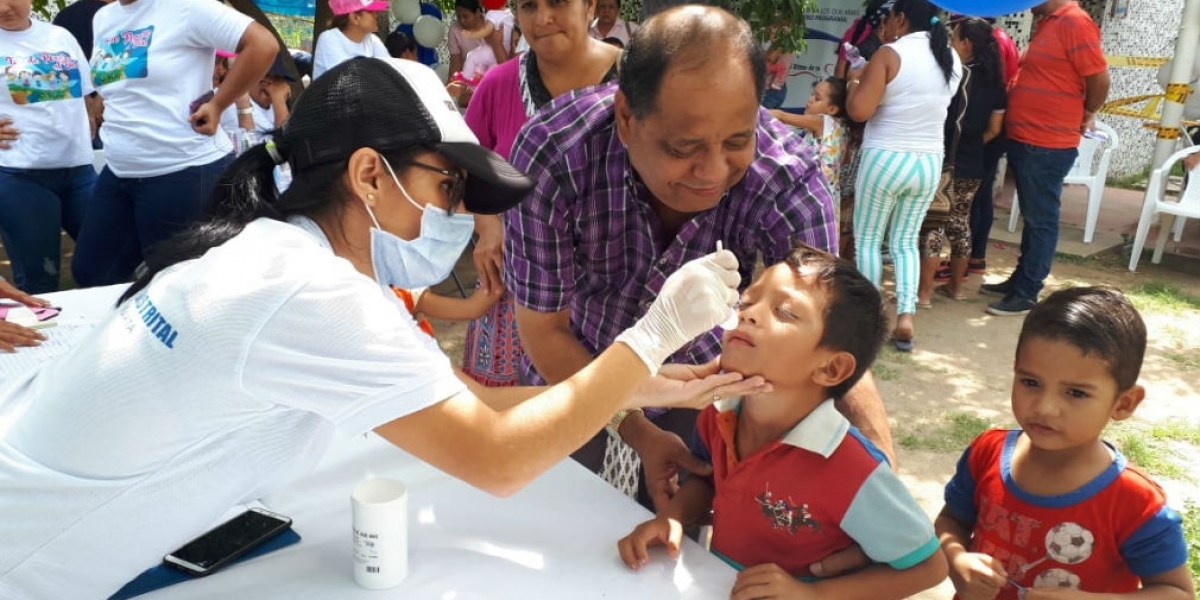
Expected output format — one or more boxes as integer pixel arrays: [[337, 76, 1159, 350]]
[[928, 19, 955, 84], [118, 142, 283, 305], [893, 0, 955, 84]]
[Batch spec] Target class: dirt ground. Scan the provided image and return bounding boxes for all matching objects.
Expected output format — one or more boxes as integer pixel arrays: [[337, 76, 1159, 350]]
[[425, 242, 1200, 600]]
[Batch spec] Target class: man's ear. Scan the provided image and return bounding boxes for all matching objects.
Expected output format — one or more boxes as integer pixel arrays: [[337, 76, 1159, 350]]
[[614, 90, 633, 146], [1110, 384, 1146, 422], [811, 351, 856, 390]]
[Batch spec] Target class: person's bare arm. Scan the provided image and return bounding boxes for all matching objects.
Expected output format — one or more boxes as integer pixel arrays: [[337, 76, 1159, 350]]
[[1081, 70, 1110, 133], [485, 26, 509, 65], [267, 79, 290, 128], [192, 22, 275, 135], [416, 287, 500, 322], [982, 111, 1004, 145], [449, 53, 464, 78], [731, 553, 946, 600], [472, 214, 504, 294], [513, 304, 594, 384], [936, 506, 1007, 600], [617, 477, 715, 569], [834, 371, 896, 467], [846, 46, 897, 123], [769, 109, 826, 136], [85, 93, 104, 139], [376, 342, 651, 497]]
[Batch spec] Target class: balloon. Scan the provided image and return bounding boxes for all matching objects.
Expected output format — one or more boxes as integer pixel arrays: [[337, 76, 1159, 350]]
[[929, 0, 1041, 17], [433, 62, 450, 84], [413, 15, 448, 48], [392, 0, 421, 25], [481, 0, 506, 9]]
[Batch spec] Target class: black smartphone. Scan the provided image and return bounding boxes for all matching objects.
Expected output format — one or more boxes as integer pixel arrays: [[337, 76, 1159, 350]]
[[188, 89, 215, 115], [162, 507, 292, 577]]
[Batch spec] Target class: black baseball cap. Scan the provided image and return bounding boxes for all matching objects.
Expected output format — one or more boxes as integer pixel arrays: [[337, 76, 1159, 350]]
[[280, 57, 533, 215], [265, 53, 298, 82]]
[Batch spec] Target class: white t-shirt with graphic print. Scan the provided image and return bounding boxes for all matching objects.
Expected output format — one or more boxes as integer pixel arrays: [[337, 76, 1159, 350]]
[[0, 217, 465, 600], [0, 20, 94, 169], [91, 0, 252, 177]]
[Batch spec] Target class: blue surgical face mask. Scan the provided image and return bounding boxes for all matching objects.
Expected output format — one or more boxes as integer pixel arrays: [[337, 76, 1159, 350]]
[[363, 155, 475, 289]]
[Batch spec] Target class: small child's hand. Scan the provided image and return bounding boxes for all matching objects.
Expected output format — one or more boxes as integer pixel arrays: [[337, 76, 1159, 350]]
[[468, 283, 502, 311], [731, 563, 817, 600], [948, 551, 1007, 600], [616, 516, 683, 570]]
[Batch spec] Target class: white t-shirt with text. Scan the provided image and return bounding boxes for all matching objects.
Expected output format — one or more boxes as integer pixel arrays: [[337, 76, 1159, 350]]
[[90, 0, 252, 177], [0, 20, 94, 169], [0, 217, 465, 599]]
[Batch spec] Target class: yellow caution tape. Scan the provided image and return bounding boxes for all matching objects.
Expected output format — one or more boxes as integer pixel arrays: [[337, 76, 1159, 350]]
[[1165, 83, 1192, 105], [1105, 55, 1170, 67], [1100, 94, 1163, 119], [1156, 126, 1183, 140]]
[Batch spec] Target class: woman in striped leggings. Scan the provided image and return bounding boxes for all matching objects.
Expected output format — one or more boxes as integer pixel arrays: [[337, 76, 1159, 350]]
[[845, 0, 960, 351]]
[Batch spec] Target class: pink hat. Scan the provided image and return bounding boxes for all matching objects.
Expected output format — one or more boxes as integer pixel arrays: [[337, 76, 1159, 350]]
[[329, 0, 389, 15]]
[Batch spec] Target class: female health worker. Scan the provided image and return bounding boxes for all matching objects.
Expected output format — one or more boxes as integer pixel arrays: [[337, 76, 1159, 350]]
[[0, 58, 762, 599]]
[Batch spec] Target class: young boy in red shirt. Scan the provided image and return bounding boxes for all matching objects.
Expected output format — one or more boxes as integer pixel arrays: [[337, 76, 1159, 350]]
[[936, 286, 1193, 600], [618, 244, 947, 599]]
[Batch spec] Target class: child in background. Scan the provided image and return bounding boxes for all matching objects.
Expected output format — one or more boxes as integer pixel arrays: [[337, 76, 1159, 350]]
[[936, 286, 1193, 600], [390, 284, 500, 339], [618, 244, 947, 600], [771, 77, 850, 214], [762, 46, 792, 109]]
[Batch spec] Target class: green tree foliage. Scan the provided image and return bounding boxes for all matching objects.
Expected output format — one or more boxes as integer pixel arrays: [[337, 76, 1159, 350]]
[[422, 0, 815, 53], [31, 0, 69, 20]]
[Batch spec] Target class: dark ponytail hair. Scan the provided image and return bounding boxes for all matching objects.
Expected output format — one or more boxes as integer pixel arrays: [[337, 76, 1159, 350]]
[[891, 0, 954, 84], [849, 0, 888, 60], [952, 18, 1001, 91], [118, 137, 419, 305]]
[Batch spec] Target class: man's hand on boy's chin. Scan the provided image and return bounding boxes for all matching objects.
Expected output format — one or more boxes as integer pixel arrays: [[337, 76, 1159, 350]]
[[807, 543, 871, 578]]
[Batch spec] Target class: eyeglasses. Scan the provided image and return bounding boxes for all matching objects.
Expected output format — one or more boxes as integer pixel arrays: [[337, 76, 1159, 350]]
[[407, 161, 466, 209]]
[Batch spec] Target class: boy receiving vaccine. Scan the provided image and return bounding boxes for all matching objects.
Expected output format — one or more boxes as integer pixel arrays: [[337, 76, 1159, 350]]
[[936, 286, 1193, 600], [618, 244, 947, 599]]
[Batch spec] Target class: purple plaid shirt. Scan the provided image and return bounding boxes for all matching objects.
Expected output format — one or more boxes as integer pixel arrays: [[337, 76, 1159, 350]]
[[506, 81, 837, 385]]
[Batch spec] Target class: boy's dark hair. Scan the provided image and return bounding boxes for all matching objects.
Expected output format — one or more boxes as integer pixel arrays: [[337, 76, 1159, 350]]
[[784, 243, 887, 398], [1017, 286, 1146, 391], [386, 30, 418, 58]]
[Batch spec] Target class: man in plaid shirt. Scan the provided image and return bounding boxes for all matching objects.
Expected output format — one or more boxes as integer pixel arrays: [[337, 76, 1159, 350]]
[[504, 6, 894, 556]]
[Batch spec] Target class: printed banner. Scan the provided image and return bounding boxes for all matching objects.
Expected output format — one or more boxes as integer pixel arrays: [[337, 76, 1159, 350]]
[[92, 26, 154, 87], [779, 0, 863, 110], [3, 51, 85, 104]]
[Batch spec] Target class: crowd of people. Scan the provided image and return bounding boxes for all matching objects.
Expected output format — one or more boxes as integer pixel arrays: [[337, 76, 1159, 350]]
[[0, 0, 1196, 599]]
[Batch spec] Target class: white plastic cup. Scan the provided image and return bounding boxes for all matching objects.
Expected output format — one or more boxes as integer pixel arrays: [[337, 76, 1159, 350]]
[[351, 478, 408, 589]]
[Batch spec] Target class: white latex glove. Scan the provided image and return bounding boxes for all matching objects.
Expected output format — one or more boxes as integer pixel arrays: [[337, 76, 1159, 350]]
[[615, 250, 741, 374]]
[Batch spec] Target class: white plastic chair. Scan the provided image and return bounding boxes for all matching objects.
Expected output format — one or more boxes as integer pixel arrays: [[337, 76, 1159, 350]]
[[1007, 121, 1119, 244], [1167, 133, 1197, 242], [92, 149, 105, 174], [1128, 145, 1200, 271]]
